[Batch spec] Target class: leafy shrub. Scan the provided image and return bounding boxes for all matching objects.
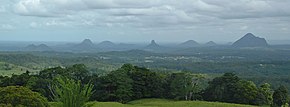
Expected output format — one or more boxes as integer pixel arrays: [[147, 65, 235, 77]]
[[0, 86, 49, 107], [51, 77, 94, 107]]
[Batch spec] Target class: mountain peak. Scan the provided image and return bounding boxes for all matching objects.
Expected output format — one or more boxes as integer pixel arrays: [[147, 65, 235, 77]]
[[145, 40, 160, 49], [97, 41, 116, 48], [179, 40, 199, 47], [232, 33, 269, 47], [205, 41, 217, 46], [148, 40, 159, 46], [243, 33, 256, 38], [99, 41, 115, 45], [73, 39, 96, 52], [25, 44, 52, 51], [151, 40, 157, 45], [81, 39, 94, 45]]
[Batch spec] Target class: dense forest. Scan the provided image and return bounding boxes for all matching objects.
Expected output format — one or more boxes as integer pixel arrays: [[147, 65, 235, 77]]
[[0, 64, 289, 107]]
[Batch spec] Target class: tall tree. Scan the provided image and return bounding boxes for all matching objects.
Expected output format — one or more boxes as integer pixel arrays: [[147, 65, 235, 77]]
[[129, 66, 165, 99], [272, 85, 289, 107], [255, 83, 273, 106], [203, 73, 240, 103], [94, 69, 133, 103], [234, 80, 258, 104], [167, 72, 193, 100]]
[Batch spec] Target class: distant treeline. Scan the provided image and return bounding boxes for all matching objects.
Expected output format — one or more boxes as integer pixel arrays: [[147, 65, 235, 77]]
[[0, 64, 289, 107]]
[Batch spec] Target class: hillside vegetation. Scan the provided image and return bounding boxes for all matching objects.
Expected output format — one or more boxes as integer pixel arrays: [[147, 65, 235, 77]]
[[0, 62, 38, 76]]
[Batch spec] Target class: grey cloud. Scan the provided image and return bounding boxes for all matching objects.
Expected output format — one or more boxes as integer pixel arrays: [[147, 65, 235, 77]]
[[82, 0, 161, 9], [13, 0, 290, 19], [9, 0, 290, 33]]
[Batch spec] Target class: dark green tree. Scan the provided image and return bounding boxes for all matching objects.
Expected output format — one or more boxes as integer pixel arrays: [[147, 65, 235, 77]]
[[234, 80, 258, 104], [39, 67, 66, 79], [255, 83, 273, 106], [66, 64, 90, 82], [25, 76, 53, 101], [203, 73, 240, 103], [272, 85, 289, 107], [167, 72, 193, 100], [129, 66, 165, 99], [95, 69, 133, 103]]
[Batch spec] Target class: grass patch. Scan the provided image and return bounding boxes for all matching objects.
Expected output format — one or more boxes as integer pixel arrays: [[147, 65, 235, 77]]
[[128, 99, 256, 107], [49, 99, 257, 107]]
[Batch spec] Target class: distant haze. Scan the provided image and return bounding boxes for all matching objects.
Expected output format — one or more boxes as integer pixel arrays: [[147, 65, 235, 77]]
[[0, 0, 290, 43]]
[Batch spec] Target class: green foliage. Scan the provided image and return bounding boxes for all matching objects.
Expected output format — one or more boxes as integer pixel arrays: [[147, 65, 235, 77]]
[[95, 69, 133, 103], [272, 85, 289, 107], [203, 73, 271, 105], [255, 83, 273, 106], [0, 62, 285, 106], [26, 76, 52, 101], [66, 64, 90, 82], [39, 64, 90, 82], [167, 72, 194, 100], [129, 65, 165, 99], [203, 73, 240, 103], [0, 104, 13, 107], [0, 86, 49, 107], [234, 80, 258, 105], [0, 71, 31, 86], [51, 77, 94, 107]]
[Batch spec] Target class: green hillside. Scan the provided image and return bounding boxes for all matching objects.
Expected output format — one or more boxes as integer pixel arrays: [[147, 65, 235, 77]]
[[0, 62, 38, 76], [50, 99, 257, 107]]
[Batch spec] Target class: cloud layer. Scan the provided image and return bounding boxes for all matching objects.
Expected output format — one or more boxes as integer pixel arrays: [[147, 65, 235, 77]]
[[0, 0, 290, 42]]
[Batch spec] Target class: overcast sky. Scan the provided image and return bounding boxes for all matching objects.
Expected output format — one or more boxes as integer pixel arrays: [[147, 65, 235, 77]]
[[0, 0, 289, 43]]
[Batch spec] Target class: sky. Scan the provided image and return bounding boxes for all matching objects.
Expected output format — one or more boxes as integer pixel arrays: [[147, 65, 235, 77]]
[[0, 0, 290, 43]]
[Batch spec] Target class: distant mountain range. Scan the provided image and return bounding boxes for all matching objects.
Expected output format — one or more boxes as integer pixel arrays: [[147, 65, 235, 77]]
[[232, 33, 269, 47], [17, 33, 277, 53], [24, 44, 52, 51]]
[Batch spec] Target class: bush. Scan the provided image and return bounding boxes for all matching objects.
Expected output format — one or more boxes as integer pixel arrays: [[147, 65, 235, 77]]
[[51, 77, 94, 107], [0, 86, 49, 107]]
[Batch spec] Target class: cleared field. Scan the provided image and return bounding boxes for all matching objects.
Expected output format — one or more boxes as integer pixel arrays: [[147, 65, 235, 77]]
[[0, 62, 38, 76], [49, 99, 257, 107]]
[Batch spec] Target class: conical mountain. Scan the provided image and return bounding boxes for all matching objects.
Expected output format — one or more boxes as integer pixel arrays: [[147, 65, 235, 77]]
[[97, 41, 116, 48], [205, 41, 217, 46], [79, 39, 94, 47], [232, 33, 269, 47], [38, 44, 52, 50], [143, 40, 166, 52], [145, 40, 160, 49], [74, 39, 96, 51], [179, 40, 199, 47]]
